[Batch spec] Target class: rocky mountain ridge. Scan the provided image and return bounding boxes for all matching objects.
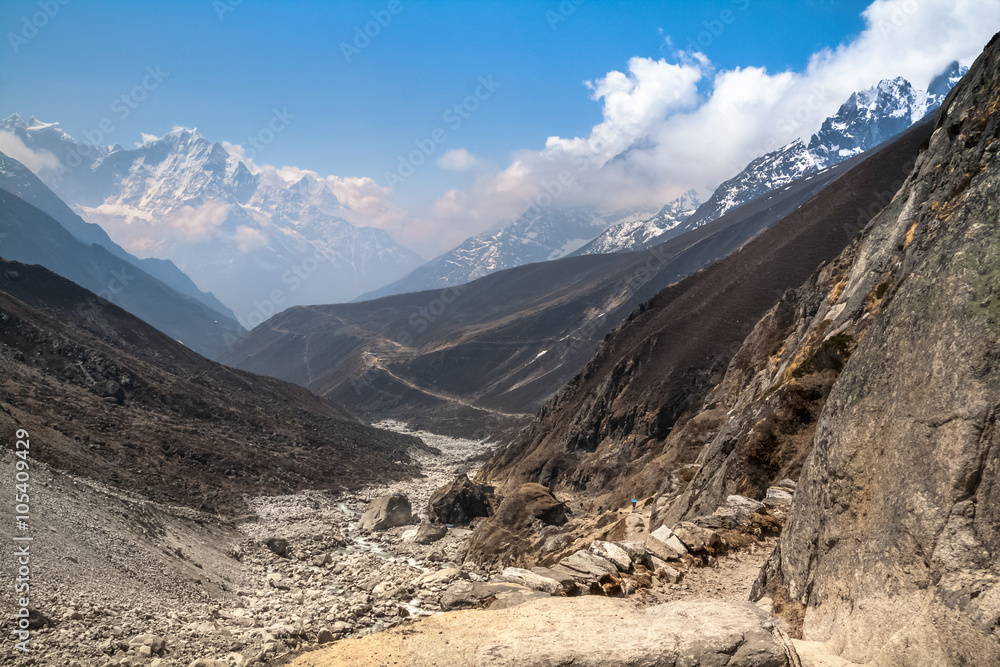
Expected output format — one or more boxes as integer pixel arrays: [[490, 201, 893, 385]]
[[476, 116, 935, 508], [364, 64, 966, 306]]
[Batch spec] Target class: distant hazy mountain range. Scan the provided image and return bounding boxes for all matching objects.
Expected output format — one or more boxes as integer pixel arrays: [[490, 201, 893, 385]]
[[356, 205, 659, 301], [0, 150, 243, 359], [0, 115, 424, 320]]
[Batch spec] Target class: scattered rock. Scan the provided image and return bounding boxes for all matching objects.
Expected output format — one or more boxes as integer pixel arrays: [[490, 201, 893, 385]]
[[265, 537, 289, 558], [413, 567, 464, 586], [763, 486, 794, 509], [673, 522, 723, 555], [648, 556, 683, 583], [311, 553, 332, 567], [529, 567, 578, 595], [645, 530, 682, 562], [710, 494, 768, 528], [359, 493, 413, 531], [493, 567, 565, 595], [411, 522, 448, 544], [556, 550, 619, 583], [427, 474, 491, 524], [129, 634, 167, 654], [649, 525, 689, 557], [26, 608, 54, 630], [588, 540, 631, 572], [440, 580, 525, 610], [774, 478, 797, 491]]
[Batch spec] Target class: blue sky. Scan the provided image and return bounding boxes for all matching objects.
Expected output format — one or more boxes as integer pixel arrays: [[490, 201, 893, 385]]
[[1, 0, 996, 253], [1, 1, 869, 204]]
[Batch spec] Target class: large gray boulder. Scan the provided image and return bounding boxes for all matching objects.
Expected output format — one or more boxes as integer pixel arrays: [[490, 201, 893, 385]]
[[554, 550, 619, 588], [492, 567, 565, 595], [440, 581, 528, 610], [358, 493, 412, 531]]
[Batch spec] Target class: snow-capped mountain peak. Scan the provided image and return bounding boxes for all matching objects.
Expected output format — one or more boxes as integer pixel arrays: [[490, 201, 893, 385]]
[[573, 190, 701, 256], [661, 62, 968, 244], [0, 116, 424, 318]]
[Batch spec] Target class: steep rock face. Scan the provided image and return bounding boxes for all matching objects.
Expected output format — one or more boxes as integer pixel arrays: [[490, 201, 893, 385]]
[[649, 235, 868, 529], [757, 35, 1000, 665]]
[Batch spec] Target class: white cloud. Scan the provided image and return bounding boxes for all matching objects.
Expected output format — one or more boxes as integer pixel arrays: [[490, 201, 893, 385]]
[[80, 202, 155, 223], [0, 130, 61, 173], [544, 56, 703, 162], [166, 200, 231, 241], [438, 148, 481, 171], [140, 132, 159, 145], [234, 225, 268, 252], [79, 199, 230, 254], [221, 140, 259, 172]]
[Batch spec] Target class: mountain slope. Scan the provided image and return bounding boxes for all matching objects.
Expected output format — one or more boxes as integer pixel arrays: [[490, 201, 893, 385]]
[[0, 257, 421, 514], [225, 122, 923, 435], [476, 115, 936, 504], [572, 190, 700, 256], [0, 116, 424, 316], [0, 187, 243, 359], [359, 206, 657, 300], [0, 150, 235, 321]]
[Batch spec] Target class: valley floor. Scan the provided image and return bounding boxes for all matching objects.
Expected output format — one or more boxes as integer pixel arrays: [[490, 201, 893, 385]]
[[2, 423, 777, 666]]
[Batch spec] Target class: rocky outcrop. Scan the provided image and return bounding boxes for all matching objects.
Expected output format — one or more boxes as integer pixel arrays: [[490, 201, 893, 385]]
[[287, 597, 800, 666], [751, 33, 1000, 665], [427, 474, 492, 524], [493, 483, 567, 528], [359, 493, 412, 531], [460, 484, 570, 567]]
